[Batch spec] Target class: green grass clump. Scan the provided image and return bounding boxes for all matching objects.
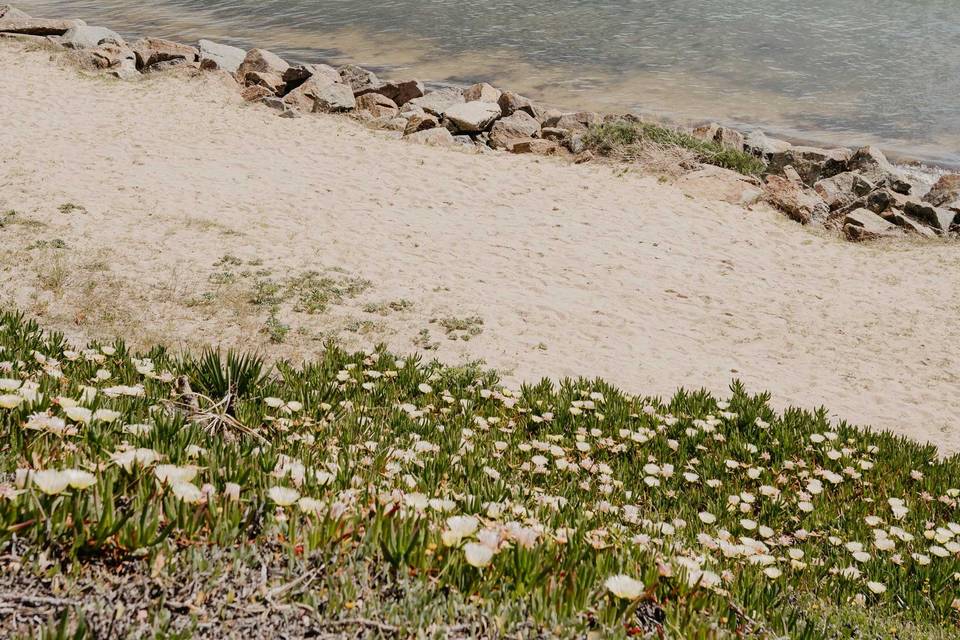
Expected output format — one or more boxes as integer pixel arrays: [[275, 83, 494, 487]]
[[583, 121, 767, 175], [0, 309, 958, 638]]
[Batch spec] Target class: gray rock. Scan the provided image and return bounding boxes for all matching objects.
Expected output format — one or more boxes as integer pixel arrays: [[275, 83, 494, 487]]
[[443, 101, 502, 133], [338, 64, 381, 94], [408, 88, 465, 117], [463, 82, 501, 103], [763, 175, 829, 224], [540, 127, 567, 141], [131, 37, 197, 70], [0, 17, 84, 36], [0, 4, 30, 20], [283, 63, 341, 93], [311, 82, 356, 112], [903, 201, 957, 233], [847, 146, 911, 195], [282, 74, 338, 111], [405, 127, 456, 147], [882, 209, 937, 237], [143, 58, 198, 74], [814, 172, 874, 210], [489, 111, 541, 149], [498, 91, 540, 120], [554, 111, 601, 133], [244, 71, 285, 94], [198, 39, 245, 74], [767, 146, 851, 186], [109, 57, 139, 81], [744, 130, 792, 160], [59, 25, 124, 49], [567, 134, 587, 155], [236, 49, 289, 85], [843, 208, 902, 241], [923, 174, 960, 212], [403, 112, 439, 135]]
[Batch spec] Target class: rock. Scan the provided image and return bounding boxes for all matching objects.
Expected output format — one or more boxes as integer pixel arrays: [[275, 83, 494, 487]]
[[814, 172, 874, 210], [403, 112, 439, 135], [903, 201, 957, 233], [691, 122, 745, 151], [573, 150, 595, 164], [59, 25, 124, 49], [109, 58, 139, 81], [744, 130, 792, 160], [567, 134, 587, 155], [676, 166, 764, 206], [464, 82, 502, 103], [198, 39, 245, 74], [843, 208, 902, 241], [0, 4, 30, 20], [236, 49, 289, 86], [881, 209, 937, 237], [282, 74, 338, 111], [405, 127, 456, 147], [506, 139, 560, 155], [355, 92, 399, 118], [241, 84, 273, 102], [380, 116, 409, 132], [767, 146, 851, 186], [847, 146, 911, 195], [0, 18, 84, 36], [554, 111, 601, 133], [311, 82, 356, 112], [130, 38, 197, 70], [338, 64, 381, 94], [77, 42, 136, 72], [923, 174, 960, 212], [260, 96, 288, 112], [540, 127, 567, 141], [782, 165, 803, 184], [363, 79, 423, 106], [283, 63, 340, 93], [244, 71, 285, 94], [443, 101, 502, 133], [497, 91, 541, 120], [489, 111, 541, 149], [408, 88, 465, 117], [763, 175, 829, 224]]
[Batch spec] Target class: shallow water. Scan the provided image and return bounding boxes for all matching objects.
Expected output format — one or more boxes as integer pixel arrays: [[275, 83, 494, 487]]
[[16, 0, 960, 165]]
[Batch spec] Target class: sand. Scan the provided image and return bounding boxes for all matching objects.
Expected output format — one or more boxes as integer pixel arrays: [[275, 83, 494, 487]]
[[1, 41, 958, 453]]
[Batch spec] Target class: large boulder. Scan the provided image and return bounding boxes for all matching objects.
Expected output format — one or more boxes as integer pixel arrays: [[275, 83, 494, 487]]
[[923, 174, 960, 212], [443, 101, 502, 133], [283, 63, 340, 93], [405, 127, 456, 147], [763, 175, 829, 224], [464, 82, 502, 103], [554, 111, 601, 133], [843, 208, 903, 241], [767, 146, 851, 186], [244, 71, 285, 94], [282, 73, 338, 111], [506, 139, 560, 155], [59, 25, 124, 49], [403, 111, 439, 135], [198, 39, 245, 74], [691, 122, 745, 152], [131, 38, 197, 70], [846, 146, 911, 195], [236, 49, 289, 85], [489, 111, 541, 149], [408, 88, 465, 117], [355, 92, 399, 118], [362, 79, 423, 106], [881, 209, 937, 237], [338, 64, 381, 94], [814, 172, 874, 210], [311, 83, 356, 112], [675, 166, 764, 206], [497, 91, 541, 120], [903, 201, 957, 233], [0, 17, 84, 36]]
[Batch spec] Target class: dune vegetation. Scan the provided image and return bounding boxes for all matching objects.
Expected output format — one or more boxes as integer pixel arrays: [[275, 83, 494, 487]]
[[0, 309, 958, 639]]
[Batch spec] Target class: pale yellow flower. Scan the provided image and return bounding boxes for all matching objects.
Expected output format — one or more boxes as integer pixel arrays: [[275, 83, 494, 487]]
[[268, 486, 300, 506], [464, 542, 495, 568], [605, 574, 645, 599]]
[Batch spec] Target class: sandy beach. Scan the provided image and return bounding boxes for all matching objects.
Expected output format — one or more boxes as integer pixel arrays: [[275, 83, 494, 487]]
[[1, 41, 958, 453]]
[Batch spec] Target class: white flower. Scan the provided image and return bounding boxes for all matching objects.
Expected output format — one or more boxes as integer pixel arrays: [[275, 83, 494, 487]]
[[154, 465, 199, 484], [298, 497, 324, 515], [63, 469, 96, 489], [268, 486, 300, 506], [170, 481, 202, 503], [605, 574, 645, 600], [418, 383, 433, 394], [32, 470, 70, 495], [763, 567, 782, 579], [442, 515, 480, 546], [698, 512, 716, 524], [111, 448, 161, 471], [866, 581, 886, 594], [464, 542, 494, 568], [63, 406, 92, 423], [224, 482, 241, 501], [0, 394, 22, 409]]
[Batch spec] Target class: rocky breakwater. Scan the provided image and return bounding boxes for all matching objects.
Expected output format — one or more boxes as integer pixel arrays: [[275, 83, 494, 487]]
[[2, 3, 958, 244]]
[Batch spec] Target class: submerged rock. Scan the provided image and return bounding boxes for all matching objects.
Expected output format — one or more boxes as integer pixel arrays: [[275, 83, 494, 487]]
[[198, 39, 245, 74]]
